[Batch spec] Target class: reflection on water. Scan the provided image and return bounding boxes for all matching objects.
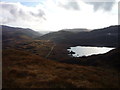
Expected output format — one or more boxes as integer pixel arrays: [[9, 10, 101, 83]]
[[67, 46, 114, 57]]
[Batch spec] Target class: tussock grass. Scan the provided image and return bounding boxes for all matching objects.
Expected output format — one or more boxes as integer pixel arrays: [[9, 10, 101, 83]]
[[3, 49, 120, 88]]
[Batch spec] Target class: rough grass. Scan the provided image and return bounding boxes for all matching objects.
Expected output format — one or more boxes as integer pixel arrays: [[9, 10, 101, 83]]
[[3, 40, 54, 57], [2, 49, 120, 88]]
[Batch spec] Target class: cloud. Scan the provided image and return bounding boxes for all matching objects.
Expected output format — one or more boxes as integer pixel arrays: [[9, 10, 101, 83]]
[[0, 2, 46, 24], [86, 2, 115, 11], [30, 9, 45, 17], [30, 9, 46, 20], [58, 0, 80, 10], [0, 0, 117, 31]]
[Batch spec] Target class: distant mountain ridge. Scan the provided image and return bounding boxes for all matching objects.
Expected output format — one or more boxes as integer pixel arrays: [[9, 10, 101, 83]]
[[2, 25, 42, 40], [1, 25, 120, 47], [38, 25, 120, 47], [61, 28, 89, 33]]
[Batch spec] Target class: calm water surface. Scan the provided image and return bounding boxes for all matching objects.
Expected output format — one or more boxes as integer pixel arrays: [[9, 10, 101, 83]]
[[67, 46, 114, 57]]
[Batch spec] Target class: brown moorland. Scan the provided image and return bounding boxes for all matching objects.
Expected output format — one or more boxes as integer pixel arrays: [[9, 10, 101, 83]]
[[3, 49, 120, 88]]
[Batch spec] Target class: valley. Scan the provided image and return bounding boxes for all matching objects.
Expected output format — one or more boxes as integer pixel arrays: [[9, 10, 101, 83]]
[[2, 25, 120, 88]]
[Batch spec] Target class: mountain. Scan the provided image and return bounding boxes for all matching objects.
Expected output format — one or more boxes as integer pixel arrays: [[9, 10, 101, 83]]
[[2, 25, 42, 41], [2, 25, 120, 88], [61, 28, 89, 33], [38, 25, 119, 47]]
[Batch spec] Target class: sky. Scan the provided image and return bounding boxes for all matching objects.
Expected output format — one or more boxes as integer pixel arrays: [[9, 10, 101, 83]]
[[0, 0, 119, 31]]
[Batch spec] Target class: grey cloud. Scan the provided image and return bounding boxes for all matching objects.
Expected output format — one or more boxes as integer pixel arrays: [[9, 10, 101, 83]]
[[2, 3, 15, 9], [86, 2, 115, 11], [1, 2, 46, 24], [1, 4, 17, 23], [30, 9, 46, 20], [9, 8, 27, 20], [59, 0, 80, 10]]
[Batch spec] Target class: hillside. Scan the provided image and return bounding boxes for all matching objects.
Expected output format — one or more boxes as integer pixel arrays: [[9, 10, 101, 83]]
[[2, 25, 120, 88], [2, 25, 42, 41], [3, 49, 120, 88], [38, 25, 119, 47], [2, 25, 42, 49], [60, 48, 120, 70]]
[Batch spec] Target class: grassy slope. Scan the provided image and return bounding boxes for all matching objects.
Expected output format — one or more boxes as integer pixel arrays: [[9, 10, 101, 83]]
[[3, 40, 54, 57], [2, 25, 120, 88], [3, 49, 120, 88]]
